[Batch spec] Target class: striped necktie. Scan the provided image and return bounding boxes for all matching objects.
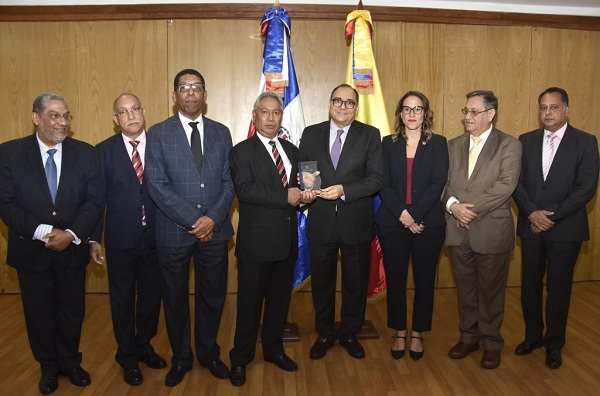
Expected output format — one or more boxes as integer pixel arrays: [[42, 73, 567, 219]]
[[269, 140, 288, 187], [129, 140, 146, 226]]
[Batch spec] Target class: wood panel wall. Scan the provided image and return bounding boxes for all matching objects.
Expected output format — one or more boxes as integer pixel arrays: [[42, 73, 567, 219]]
[[1, 18, 598, 293]]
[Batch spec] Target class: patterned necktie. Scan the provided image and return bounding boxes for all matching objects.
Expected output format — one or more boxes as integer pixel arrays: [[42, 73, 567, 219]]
[[189, 121, 203, 174], [331, 129, 344, 169], [468, 135, 483, 178], [542, 133, 557, 180], [45, 148, 58, 203], [269, 140, 288, 187], [129, 140, 146, 226]]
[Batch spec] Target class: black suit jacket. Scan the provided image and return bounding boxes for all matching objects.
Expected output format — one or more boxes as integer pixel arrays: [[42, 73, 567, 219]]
[[230, 134, 299, 262], [375, 133, 448, 228], [513, 124, 599, 241], [0, 134, 104, 272], [91, 132, 157, 248], [299, 120, 383, 245]]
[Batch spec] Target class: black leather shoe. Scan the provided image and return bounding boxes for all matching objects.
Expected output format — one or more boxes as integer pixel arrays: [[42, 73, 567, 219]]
[[63, 366, 91, 387], [200, 358, 230, 379], [165, 364, 192, 387], [310, 336, 336, 360], [339, 336, 365, 359], [123, 367, 143, 386], [515, 339, 544, 355], [264, 354, 298, 372], [139, 352, 167, 369], [230, 366, 246, 386], [545, 349, 562, 369], [38, 375, 58, 395]]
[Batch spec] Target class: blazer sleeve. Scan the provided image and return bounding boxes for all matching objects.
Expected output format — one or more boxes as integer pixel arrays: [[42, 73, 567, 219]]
[[548, 132, 599, 222], [378, 136, 406, 219], [408, 135, 449, 223]]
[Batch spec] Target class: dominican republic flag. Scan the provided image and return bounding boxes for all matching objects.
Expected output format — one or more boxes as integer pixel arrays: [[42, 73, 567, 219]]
[[345, 6, 391, 301], [249, 6, 309, 290]]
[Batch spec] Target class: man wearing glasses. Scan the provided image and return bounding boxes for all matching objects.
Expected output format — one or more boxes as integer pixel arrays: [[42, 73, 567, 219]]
[[443, 90, 521, 369], [299, 83, 383, 361], [0, 93, 104, 394], [146, 69, 235, 387], [90, 93, 166, 386]]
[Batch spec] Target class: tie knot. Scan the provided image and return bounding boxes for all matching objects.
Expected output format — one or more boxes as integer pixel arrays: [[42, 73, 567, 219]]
[[336, 129, 344, 138], [47, 148, 57, 157], [189, 121, 199, 131], [129, 140, 140, 148], [547, 133, 557, 141], [472, 136, 483, 144], [269, 140, 276, 150]]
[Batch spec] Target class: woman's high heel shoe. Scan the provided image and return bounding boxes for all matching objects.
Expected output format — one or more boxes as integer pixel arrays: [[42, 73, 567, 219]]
[[409, 332, 424, 361], [391, 333, 406, 360]]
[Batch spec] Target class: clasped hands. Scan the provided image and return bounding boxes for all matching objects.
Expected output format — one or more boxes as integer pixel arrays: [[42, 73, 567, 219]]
[[44, 229, 74, 252], [450, 202, 477, 230], [400, 209, 425, 234], [189, 215, 216, 242], [528, 209, 555, 234]]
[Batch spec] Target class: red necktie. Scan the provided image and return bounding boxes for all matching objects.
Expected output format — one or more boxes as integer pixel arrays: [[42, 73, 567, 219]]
[[269, 140, 288, 187], [130, 140, 146, 226]]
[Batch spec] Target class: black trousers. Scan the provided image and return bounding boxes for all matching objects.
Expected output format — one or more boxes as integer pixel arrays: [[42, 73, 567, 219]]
[[105, 230, 161, 368], [310, 217, 371, 338], [229, 253, 295, 367], [157, 239, 228, 366], [17, 261, 86, 376], [378, 224, 445, 332], [520, 235, 582, 350]]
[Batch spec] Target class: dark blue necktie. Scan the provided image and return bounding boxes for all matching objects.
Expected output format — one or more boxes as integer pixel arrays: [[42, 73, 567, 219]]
[[45, 148, 58, 203]]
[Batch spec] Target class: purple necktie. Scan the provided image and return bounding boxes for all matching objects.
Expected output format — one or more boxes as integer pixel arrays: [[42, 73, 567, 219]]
[[331, 129, 343, 169]]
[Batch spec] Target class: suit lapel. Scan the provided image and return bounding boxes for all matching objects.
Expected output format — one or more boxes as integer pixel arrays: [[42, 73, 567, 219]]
[[56, 138, 77, 203], [337, 122, 359, 170], [469, 129, 497, 181], [171, 116, 196, 171], [114, 134, 139, 181], [25, 135, 53, 203], [531, 129, 545, 181], [253, 134, 282, 186], [546, 125, 572, 181]]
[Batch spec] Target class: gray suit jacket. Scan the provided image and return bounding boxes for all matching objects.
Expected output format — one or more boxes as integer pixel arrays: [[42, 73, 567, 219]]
[[442, 128, 521, 254], [146, 114, 234, 247]]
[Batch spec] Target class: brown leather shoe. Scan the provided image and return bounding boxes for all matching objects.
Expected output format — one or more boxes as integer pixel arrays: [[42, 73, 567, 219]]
[[481, 349, 501, 369], [448, 341, 480, 359]]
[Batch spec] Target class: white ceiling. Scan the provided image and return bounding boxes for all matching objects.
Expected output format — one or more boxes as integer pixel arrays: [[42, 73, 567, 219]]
[[2, 0, 600, 17]]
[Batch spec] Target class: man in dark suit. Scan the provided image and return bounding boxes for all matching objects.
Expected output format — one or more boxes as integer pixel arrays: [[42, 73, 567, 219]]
[[443, 90, 521, 369], [89, 93, 167, 386], [299, 83, 383, 360], [228, 92, 316, 386], [0, 93, 104, 395], [513, 87, 599, 369], [146, 69, 235, 387]]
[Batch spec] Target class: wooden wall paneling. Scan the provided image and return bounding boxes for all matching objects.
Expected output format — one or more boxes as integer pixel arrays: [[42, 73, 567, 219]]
[[438, 24, 532, 288], [530, 28, 600, 281]]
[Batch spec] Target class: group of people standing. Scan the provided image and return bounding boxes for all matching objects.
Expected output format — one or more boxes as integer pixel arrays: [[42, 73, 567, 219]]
[[0, 66, 597, 395]]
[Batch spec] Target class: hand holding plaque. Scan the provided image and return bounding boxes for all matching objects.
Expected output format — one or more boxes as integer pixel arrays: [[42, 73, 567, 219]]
[[299, 161, 321, 191]]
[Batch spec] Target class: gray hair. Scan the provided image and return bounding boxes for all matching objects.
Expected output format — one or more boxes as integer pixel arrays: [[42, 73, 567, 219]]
[[253, 91, 284, 111], [32, 93, 67, 114], [113, 93, 143, 113]]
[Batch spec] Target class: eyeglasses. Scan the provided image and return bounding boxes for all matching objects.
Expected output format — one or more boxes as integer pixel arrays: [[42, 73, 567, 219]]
[[115, 107, 143, 118], [461, 108, 491, 117], [40, 112, 73, 122], [176, 83, 204, 93], [331, 97, 357, 109], [401, 106, 424, 115], [539, 104, 563, 112]]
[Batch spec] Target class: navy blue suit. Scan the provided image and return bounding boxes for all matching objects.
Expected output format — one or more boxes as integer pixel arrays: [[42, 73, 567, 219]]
[[0, 134, 103, 376], [513, 124, 599, 349], [92, 132, 161, 369], [146, 114, 234, 366], [375, 133, 448, 332]]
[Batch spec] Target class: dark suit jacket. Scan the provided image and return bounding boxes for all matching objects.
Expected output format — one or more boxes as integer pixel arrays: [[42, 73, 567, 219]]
[[442, 128, 521, 254], [513, 124, 599, 241], [299, 120, 383, 246], [91, 132, 157, 248], [0, 134, 104, 271], [230, 134, 299, 262], [375, 133, 448, 228], [146, 115, 235, 247]]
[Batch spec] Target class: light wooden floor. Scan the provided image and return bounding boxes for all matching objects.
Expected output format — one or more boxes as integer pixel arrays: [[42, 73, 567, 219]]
[[1, 283, 599, 396]]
